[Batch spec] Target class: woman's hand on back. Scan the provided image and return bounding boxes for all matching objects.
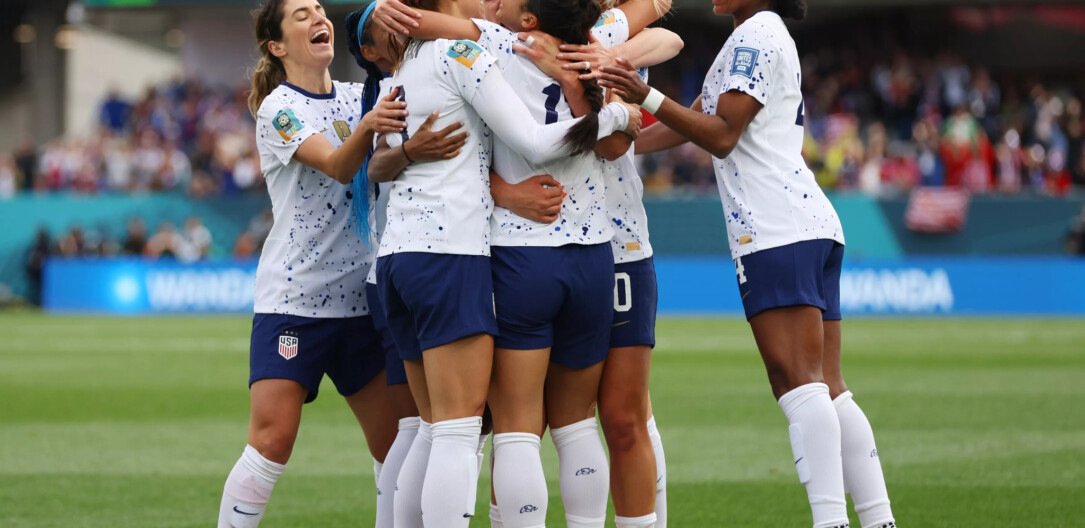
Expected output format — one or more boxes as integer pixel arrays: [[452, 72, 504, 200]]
[[404, 111, 468, 161], [514, 31, 580, 87], [362, 87, 409, 134]]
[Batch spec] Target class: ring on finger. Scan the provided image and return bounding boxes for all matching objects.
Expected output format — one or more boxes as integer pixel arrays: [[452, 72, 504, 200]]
[[524, 35, 536, 48]]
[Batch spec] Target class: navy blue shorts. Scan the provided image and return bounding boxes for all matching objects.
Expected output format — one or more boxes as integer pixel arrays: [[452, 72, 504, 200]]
[[611, 257, 658, 348], [491, 243, 613, 369], [735, 239, 844, 321], [377, 252, 499, 357], [366, 281, 409, 386], [249, 313, 385, 403]]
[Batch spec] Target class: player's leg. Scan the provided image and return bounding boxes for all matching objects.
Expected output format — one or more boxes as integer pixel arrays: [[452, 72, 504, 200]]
[[220, 315, 327, 528], [599, 347, 656, 526], [488, 245, 564, 528], [546, 242, 616, 528], [385, 253, 496, 527], [821, 244, 895, 528], [394, 360, 433, 528], [419, 333, 493, 526], [546, 362, 610, 528], [601, 257, 660, 526], [740, 241, 848, 528]]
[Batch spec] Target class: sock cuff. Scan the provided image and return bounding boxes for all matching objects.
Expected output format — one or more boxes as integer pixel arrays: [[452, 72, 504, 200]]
[[778, 382, 830, 420], [832, 390, 855, 409], [646, 416, 662, 443], [566, 513, 607, 527], [242, 444, 286, 482], [493, 432, 542, 450], [550, 417, 598, 447], [399, 416, 422, 431], [430, 416, 483, 438], [616, 513, 658, 527]]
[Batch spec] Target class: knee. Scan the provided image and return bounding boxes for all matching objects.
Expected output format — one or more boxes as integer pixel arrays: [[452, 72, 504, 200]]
[[600, 408, 649, 454], [249, 427, 297, 464]]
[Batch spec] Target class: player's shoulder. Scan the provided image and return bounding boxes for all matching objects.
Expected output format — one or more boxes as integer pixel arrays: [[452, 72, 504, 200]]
[[333, 80, 366, 100], [731, 11, 788, 46], [256, 85, 303, 123], [437, 38, 493, 70]]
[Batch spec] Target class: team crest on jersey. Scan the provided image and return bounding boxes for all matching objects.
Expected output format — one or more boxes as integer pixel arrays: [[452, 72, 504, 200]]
[[273, 109, 304, 141], [278, 334, 299, 360], [447, 40, 482, 68], [593, 11, 616, 28], [332, 120, 352, 142], [731, 47, 759, 78]]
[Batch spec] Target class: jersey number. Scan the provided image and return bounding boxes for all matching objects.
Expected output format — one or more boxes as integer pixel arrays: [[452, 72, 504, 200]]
[[794, 74, 805, 126], [735, 257, 747, 285], [542, 83, 562, 125], [614, 272, 632, 312]]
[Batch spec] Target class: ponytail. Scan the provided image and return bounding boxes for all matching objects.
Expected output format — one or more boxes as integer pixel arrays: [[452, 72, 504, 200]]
[[248, 0, 288, 117], [532, 0, 605, 156]]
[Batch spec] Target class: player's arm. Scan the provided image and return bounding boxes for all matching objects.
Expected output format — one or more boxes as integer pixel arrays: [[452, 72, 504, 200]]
[[601, 59, 761, 159], [294, 90, 407, 184], [558, 28, 683, 81], [616, 0, 672, 35], [490, 172, 564, 223], [368, 111, 469, 183], [372, 0, 480, 40], [634, 99, 697, 154]]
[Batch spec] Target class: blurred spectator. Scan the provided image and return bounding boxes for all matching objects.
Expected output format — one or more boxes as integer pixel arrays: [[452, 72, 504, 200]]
[[0, 154, 19, 198], [99, 88, 132, 134], [122, 217, 148, 255], [180, 216, 213, 262], [25, 228, 52, 306], [1066, 206, 1085, 255], [145, 221, 180, 259]]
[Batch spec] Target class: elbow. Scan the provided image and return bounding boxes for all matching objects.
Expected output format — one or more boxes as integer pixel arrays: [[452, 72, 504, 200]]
[[597, 143, 628, 162], [666, 33, 685, 56], [709, 136, 739, 160]]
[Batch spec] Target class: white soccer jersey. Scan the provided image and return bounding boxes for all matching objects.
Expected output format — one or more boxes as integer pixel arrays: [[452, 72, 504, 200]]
[[474, 19, 613, 247], [701, 11, 844, 259], [365, 180, 391, 285], [594, 8, 654, 263], [379, 37, 629, 257], [254, 81, 375, 318]]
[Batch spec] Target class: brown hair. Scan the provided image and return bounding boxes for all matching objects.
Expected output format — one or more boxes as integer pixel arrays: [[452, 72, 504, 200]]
[[248, 0, 289, 117], [531, 0, 605, 156]]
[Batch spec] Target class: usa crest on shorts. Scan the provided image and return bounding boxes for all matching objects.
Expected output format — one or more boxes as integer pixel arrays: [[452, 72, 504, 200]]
[[278, 334, 299, 360]]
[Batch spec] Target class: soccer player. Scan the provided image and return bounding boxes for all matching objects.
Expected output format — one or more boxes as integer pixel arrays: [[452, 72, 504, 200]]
[[599, 0, 897, 527], [359, 4, 638, 525], [217, 1, 460, 527]]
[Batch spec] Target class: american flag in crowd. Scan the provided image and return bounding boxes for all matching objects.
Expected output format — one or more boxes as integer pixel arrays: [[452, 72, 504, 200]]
[[905, 187, 971, 234]]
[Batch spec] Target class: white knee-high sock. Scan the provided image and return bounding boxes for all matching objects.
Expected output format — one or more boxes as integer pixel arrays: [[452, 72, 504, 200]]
[[778, 383, 849, 528], [377, 417, 420, 528], [551, 417, 609, 528], [218, 445, 286, 528], [394, 419, 431, 528], [646, 416, 667, 528], [374, 459, 384, 487], [476, 433, 488, 474], [835, 391, 895, 528], [421, 417, 483, 527], [492, 433, 548, 528], [616, 513, 658, 528]]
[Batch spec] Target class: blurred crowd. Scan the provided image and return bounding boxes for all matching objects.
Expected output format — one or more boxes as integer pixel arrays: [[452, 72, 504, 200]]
[[640, 44, 1085, 196], [1, 80, 261, 198], [2, 42, 1085, 199]]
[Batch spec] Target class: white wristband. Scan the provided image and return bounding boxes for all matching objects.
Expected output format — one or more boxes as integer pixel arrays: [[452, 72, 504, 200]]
[[641, 88, 665, 115]]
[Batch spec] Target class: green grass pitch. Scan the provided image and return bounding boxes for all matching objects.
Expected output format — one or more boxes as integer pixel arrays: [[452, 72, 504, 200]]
[[1, 314, 1083, 527]]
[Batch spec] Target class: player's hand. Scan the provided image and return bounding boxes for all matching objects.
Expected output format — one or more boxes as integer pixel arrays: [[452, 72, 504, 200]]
[[373, 0, 421, 36], [557, 35, 616, 81], [364, 87, 408, 134], [403, 111, 468, 162], [514, 31, 579, 86], [599, 58, 651, 105], [491, 173, 564, 224], [620, 102, 642, 138]]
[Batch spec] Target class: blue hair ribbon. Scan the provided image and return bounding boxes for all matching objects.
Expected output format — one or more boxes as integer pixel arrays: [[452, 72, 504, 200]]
[[349, 0, 382, 245]]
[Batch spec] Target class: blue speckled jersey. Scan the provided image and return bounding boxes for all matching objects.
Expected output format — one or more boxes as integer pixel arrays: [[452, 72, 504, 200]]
[[701, 11, 844, 259], [253, 81, 375, 318]]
